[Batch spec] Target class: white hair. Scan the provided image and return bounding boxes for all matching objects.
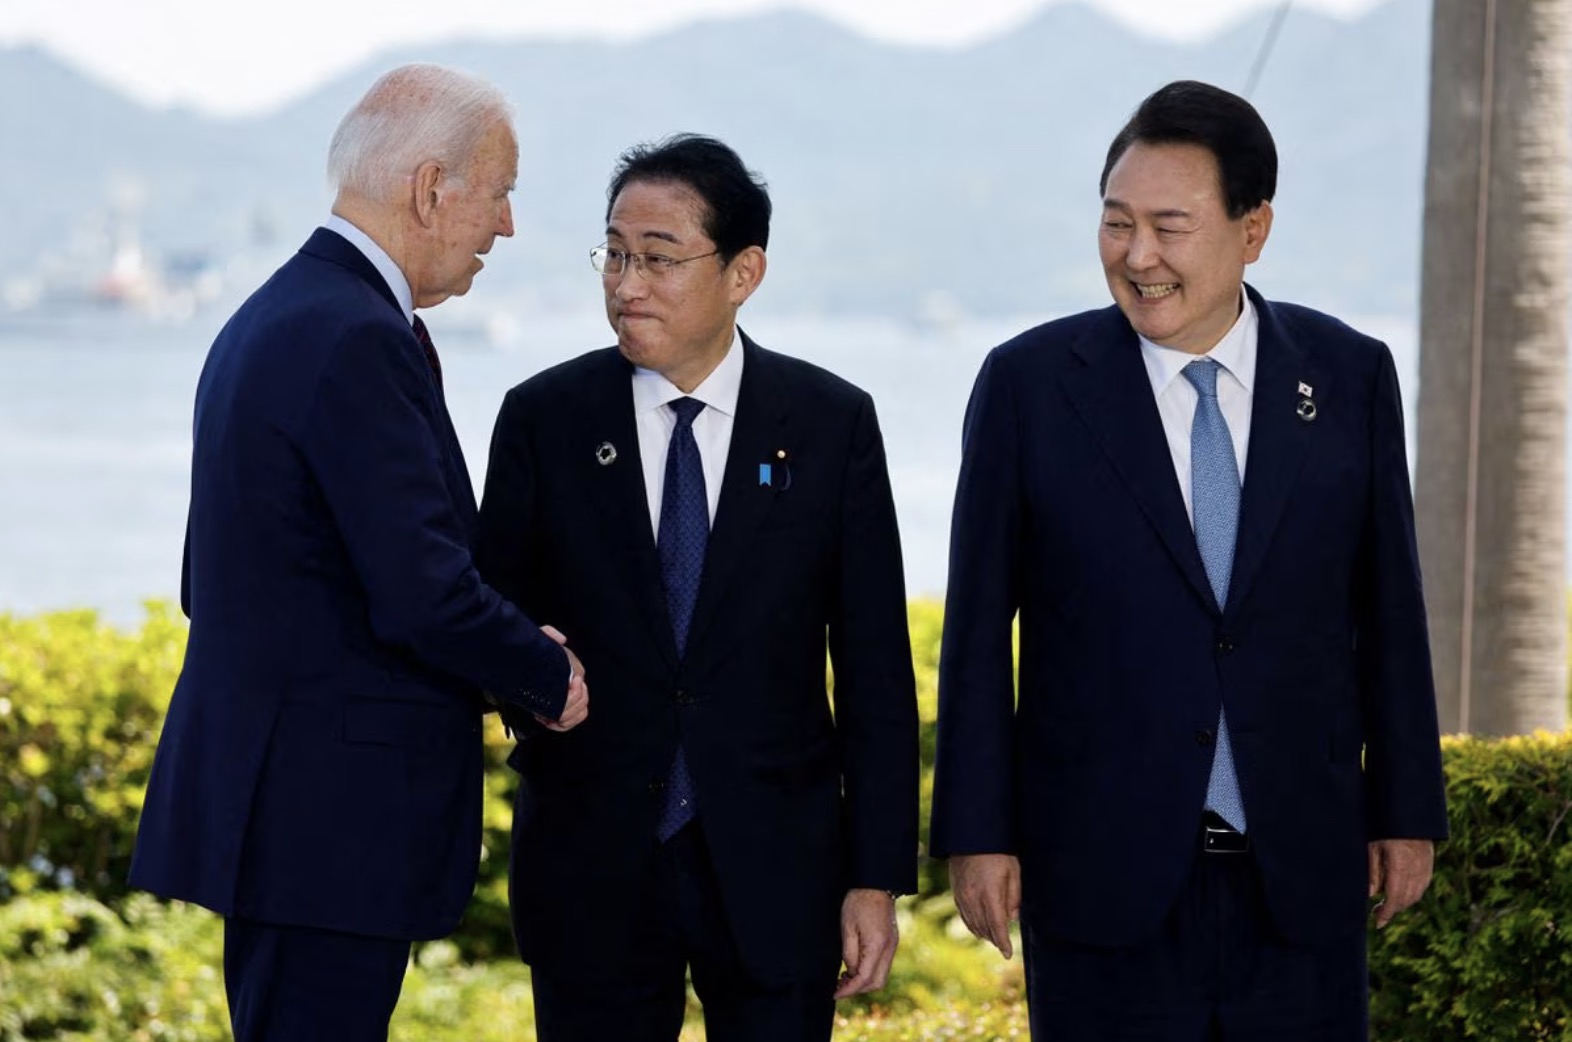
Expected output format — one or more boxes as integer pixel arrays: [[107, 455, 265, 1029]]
[[327, 63, 514, 201]]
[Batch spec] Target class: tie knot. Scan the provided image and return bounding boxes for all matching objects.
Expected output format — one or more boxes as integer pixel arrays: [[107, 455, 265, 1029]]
[[412, 315, 432, 347], [1182, 358, 1223, 398], [670, 397, 706, 429]]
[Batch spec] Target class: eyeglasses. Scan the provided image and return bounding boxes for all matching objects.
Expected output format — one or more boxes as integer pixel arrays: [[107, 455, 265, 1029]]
[[590, 245, 721, 280]]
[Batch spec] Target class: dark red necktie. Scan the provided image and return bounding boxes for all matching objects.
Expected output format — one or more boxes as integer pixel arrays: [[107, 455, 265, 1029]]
[[411, 314, 443, 390]]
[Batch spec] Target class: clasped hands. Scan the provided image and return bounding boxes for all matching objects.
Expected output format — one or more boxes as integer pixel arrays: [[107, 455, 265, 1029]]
[[534, 624, 589, 732]]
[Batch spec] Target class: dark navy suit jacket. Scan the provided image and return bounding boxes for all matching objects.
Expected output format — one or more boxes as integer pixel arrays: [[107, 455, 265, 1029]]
[[931, 286, 1448, 947], [130, 228, 568, 941], [475, 335, 919, 985]]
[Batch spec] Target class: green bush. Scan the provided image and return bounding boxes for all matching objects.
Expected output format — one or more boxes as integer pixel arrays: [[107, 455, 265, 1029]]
[[1369, 731, 1572, 1041], [0, 891, 227, 1041], [0, 606, 186, 902], [7, 605, 1572, 1041], [0, 891, 1018, 1040]]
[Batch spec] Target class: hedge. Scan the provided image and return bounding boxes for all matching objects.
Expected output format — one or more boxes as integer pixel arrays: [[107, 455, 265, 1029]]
[[0, 891, 1022, 1041], [3, 605, 1571, 1040]]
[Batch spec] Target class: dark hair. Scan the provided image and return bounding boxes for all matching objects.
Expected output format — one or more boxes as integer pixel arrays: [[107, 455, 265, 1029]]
[[605, 134, 772, 261], [1099, 80, 1277, 219]]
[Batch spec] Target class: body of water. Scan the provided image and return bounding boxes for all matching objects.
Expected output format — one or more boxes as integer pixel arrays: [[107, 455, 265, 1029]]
[[0, 306, 1419, 624]]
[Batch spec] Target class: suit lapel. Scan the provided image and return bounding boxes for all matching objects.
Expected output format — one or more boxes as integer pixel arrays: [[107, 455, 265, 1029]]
[[685, 332, 788, 654], [1060, 308, 1219, 613], [1225, 289, 1322, 618], [580, 349, 679, 670]]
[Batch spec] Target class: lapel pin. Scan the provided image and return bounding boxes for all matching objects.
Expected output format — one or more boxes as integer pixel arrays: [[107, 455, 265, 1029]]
[[594, 441, 618, 466], [763, 449, 793, 491], [1296, 380, 1317, 422]]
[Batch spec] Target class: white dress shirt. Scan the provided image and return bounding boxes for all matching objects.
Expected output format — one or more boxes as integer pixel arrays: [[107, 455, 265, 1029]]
[[632, 328, 744, 535], [1139, 292, 1258, 525], [324, 214, 416, 326]]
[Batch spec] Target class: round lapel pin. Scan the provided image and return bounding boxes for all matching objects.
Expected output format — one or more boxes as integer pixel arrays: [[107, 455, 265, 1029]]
[[595, 441, 618, 465]]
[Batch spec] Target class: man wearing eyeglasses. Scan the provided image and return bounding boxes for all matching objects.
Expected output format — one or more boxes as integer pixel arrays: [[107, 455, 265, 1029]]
[[475, 134, 919, 1042]]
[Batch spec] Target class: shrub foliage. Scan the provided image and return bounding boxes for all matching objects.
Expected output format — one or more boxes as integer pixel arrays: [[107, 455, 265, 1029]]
[[3, 604, 1570, 1040]]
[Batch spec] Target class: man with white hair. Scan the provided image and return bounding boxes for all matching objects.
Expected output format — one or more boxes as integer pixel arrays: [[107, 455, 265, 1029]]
[[129, 64, 587, 1042]]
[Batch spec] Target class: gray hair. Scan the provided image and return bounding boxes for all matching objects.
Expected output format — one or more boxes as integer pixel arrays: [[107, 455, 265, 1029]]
[[327, 64, 514, 201]]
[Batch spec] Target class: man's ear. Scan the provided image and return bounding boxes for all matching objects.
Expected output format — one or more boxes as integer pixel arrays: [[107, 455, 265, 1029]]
[[1242, 201, 1273, 265], [412, 160, 444, 228], [726, 246, 767, 307]]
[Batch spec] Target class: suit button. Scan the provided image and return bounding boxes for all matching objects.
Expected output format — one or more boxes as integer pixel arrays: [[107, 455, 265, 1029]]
[[1215, 637, 1236, 655], [673, 688, 692, 706], [647, 778, 666, 793], [1196, 729, 1215, 746]]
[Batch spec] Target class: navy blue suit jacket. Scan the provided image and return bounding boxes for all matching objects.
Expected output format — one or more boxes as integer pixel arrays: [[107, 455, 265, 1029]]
[[475, 335, 919, 985], [931, 287, 1448, 947], [130, 228, 568, 941]]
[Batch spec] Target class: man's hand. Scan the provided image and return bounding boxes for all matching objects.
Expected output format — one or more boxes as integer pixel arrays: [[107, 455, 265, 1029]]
[[534, 625, 588, 732], [835, 889, 898, 999], [949, 853, 1020, 958], [1368, 838, 1435, 928]]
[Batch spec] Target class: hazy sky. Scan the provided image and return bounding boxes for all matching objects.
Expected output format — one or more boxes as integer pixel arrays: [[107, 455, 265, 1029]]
[[4, 0, 1383, 116]]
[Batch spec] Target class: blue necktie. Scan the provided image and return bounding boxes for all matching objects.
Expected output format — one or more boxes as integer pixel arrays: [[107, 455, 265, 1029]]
[[1182, 359, 1247, 833], [656, 397, 707, 841]]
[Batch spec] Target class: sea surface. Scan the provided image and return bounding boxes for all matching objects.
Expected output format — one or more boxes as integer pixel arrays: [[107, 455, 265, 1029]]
[[0, 307, 1419, 625]]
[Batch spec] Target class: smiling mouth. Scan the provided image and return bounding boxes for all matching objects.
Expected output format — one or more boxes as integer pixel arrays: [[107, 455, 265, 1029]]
[[1133, 282, 1179, 299]]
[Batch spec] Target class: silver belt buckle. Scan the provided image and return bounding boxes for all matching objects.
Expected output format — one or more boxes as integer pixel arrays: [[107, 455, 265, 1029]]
[[1203, 822, 1249, 854]]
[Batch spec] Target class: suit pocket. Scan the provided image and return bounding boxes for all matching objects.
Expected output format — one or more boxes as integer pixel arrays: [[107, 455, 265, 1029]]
[[340, 699, 478, 751]]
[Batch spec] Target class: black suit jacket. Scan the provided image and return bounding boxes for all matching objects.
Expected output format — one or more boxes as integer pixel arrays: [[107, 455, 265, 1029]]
[[130, 229, 567, 941], [931, 287, 1449, 947], [476, 332, 919, 984]]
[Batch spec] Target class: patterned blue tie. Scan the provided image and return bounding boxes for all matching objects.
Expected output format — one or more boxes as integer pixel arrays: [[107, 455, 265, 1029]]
[[656, 397, 707, 841], [1182, 359, 1247, 833]]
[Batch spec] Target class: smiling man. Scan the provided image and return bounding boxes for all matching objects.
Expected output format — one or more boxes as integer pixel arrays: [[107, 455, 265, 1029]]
[[130, 64, 588, 1042], [476, 134, 919, 1042], [931, 80, 1448, 1039]]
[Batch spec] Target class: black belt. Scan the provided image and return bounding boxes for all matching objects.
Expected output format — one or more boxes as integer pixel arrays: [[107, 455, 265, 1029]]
[[1201, 811, 1250, 854]]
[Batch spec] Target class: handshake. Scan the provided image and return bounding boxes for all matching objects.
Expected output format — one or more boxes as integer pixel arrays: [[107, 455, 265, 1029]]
[[533, 624, 590, 733]]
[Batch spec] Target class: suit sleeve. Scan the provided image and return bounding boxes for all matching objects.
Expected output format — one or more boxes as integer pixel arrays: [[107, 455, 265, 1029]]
[[1356, 344, 1449, 840], [298, 322, 569, 719], [930, 348, 1023, 858], [829, 393, 920, 894]]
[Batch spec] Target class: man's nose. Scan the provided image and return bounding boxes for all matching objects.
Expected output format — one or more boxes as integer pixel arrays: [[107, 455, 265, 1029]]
[[1125, 227, 1160, 269], [613, 264, 650, 299], [498, 200, 515, 238]]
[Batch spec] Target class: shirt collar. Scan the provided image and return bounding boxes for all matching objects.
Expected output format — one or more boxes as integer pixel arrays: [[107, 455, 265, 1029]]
[[631, 326, 745, 418], [1138, 288, 1258, 396], [324, 214, 415, 325]]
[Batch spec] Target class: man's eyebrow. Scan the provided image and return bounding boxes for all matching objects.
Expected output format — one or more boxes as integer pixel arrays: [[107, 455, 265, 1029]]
[[1100, 199, 1195, 221], [604, 225, 683, 246]]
